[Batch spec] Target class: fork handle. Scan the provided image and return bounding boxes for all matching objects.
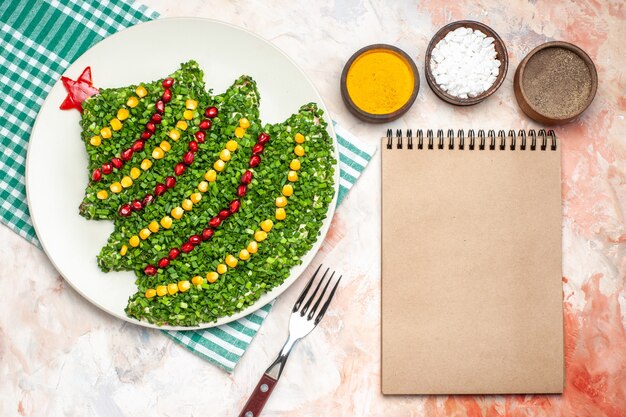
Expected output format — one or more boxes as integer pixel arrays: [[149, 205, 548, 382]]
[[238, 373, 278, 417]]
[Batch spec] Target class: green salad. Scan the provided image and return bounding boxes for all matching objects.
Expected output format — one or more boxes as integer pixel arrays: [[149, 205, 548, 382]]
[[79, 61, 335, 326]]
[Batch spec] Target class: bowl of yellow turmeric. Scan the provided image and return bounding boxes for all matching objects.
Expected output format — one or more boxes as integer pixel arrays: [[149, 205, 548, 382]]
[[341, 44, 419, 123]]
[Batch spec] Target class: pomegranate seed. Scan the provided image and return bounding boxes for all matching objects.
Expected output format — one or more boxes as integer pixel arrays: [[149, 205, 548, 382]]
[[174, 163, 186, 176], [142, 194, 154, 206], [168, 248, 180, 260], [204, 106, 218, 118], [118, 204, 132, 217], [111, 158, 123, 169], [151, 113, 162, 124], [121, 148, 133, 161], [194, 131, 206, 143], [198, 119, 211, 130], [181, 242, 194, 253], [188, 141, 199, 152], [162, 77, 174, 88], [154, 183, 167, 196], [218, 209, 231, 220], [140, 131, 152, 140], [157, 257, 170, 268], [240, 170, 253, 184], [229, 199, 240, 213], [144, 265, 157, 276], [155, 100, 165, 113], [164, 176, 176, 188], [131, 199, 143, 211], [183, 151, 194, 165], [257, 132, 270, 144], [209, 216, 221, 228], [132, 140, 145, 152], [249, 155, 261, 168], [92, 169, 102, 182], [102, 162, 113, 174], [145, 122, 156, 133], [252, 143, 264, 155], [188, 235, 201, 246], [162, 89, 172, 103], [237, 185, 247, 197], [201, 228, 214, 241]]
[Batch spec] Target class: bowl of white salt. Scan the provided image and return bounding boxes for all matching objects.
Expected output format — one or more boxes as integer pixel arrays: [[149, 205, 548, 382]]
[[425, 20, 508, 106]]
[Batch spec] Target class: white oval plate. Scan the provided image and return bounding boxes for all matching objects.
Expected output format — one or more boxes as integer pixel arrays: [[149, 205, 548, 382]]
[[26, 18, 339, 330]]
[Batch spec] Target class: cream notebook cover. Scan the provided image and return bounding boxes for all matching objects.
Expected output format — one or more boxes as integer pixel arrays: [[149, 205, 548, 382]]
[[381, 130, 563, 395]]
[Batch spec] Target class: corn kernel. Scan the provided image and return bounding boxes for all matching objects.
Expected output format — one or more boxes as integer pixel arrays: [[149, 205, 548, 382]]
[[206, 271, 219, 283], [110, 118, 122, 131], [204, 170, 217, 182], [183, 109, 194, 120], [239, 249, 250, 260], [129, 235, 140, 247], [145, 288, 156, 298], [160, 216, 173, 229], [121, 176, 133, 188], [282, 184, 294, 197], [287, 170, 298, 182], [225, 140, 238, 152], [135, 86, 147, 98], [139, 228, 151, 240], [119, 245, 128, 256], [275, 196, 288, 208], [178, 280, 191, 293], [90, 135, 101, 146], [148, 220, 160, 233], [117, 108, 130, 121], [127, 96, 139, 108], [190, 192, 202, 204], [176, 120, 188, 131], [182, 199, 193, 211], [191, 276, 204, 286], [219, 149, 231, 161], [247, 241, 258, 254], [100, 127, 112, 139], [168, 129, 180, 141], [294, 133, 305, 143], [234, 126, 245, 138], [197, 181, 209, 193], [171, 206, 184, 219], [152, 147, 165, 159], [290, 159, 301, 171], [276, 208, 286, 220], [141, 159, 152, 170], [96, 190, 108, 200], [110, 182, 122, 193], [217, 264, 228, 274], [294, 145, 305, 156], [167, 283, 178, 295], [127, 167, 140, 180], [239, 118, 250, 129], [185, 99, 198, 110], [225, 254, 238, 268], [260, 219, 273, 232], [214, 159, 226, 172], [254, 230, 267, 242], [159, 141, 171, 152], [156, 285, 167, 297]]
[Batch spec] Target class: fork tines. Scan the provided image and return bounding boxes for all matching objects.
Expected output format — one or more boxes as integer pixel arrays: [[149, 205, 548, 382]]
[[293, 265, 341, 324]]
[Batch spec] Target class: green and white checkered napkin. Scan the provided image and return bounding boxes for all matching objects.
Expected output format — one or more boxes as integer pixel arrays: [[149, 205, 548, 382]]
[[0, 0, 375, 372]]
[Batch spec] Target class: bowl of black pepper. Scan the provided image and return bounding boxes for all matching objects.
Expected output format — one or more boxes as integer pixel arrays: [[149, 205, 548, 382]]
[[514, 41, 598, 125]]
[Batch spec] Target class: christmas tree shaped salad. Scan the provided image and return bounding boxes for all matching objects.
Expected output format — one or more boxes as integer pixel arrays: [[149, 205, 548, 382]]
[[76, 61, 336, 326]]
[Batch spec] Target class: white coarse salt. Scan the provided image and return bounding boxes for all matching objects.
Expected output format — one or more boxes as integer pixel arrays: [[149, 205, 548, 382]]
[[430, 27, 501, 99]]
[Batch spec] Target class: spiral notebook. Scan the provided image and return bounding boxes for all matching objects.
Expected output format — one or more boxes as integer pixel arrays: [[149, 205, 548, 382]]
[[381, 129, 563, 395]]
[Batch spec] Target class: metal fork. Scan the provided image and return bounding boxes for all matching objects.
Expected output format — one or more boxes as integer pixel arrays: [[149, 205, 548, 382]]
[[238, 265, 341, 417]]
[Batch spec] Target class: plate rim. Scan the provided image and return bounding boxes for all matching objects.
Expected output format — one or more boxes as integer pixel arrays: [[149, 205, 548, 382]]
[[25, 17, 340, 330]]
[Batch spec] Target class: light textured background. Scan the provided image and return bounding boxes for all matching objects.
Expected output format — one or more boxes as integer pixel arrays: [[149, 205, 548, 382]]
[[2, 1, 625, 416]]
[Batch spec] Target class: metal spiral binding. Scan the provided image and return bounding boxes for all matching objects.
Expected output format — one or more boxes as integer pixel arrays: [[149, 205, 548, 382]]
[[385, 129, 557, 151]]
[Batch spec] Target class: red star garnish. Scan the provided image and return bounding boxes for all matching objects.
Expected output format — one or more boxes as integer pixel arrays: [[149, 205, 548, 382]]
[[59, 66, 99, 112]]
